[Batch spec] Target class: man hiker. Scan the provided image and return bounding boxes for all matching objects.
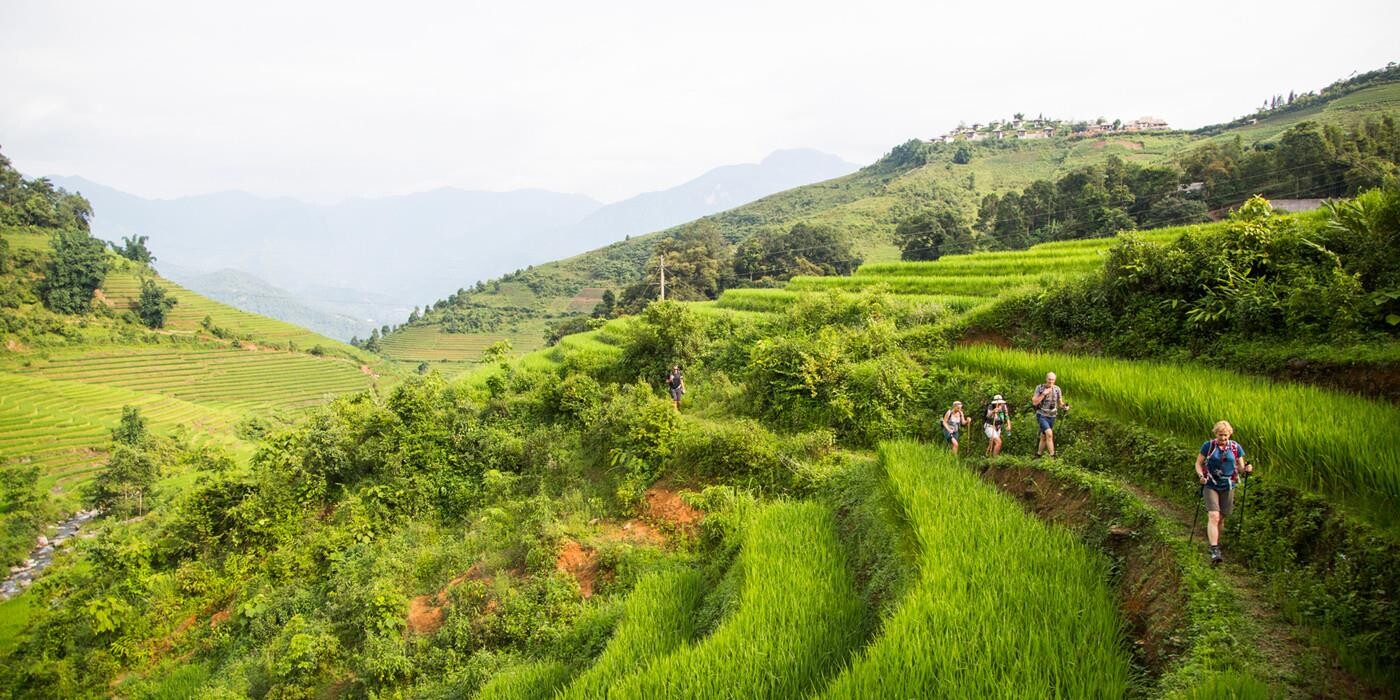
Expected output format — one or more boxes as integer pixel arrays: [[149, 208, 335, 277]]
[[666, 365, 685, 410], [1196, 420, 1251, 565], [941, 400, 966, 455], [983, 395, 1011, 456], [1031, 372, 1069, 458]]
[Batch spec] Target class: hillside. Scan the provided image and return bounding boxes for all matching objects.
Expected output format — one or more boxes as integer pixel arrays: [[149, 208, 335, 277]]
[[0, 218, 398, 518], [5, 189, 1396, 697], [382, 69, 1400, 370]]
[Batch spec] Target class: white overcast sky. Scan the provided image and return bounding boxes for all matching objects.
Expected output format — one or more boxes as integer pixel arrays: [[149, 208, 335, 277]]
[[1, 0, 1396, 204]]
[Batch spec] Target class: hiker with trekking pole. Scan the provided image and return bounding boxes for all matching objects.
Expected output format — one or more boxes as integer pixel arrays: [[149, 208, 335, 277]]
[[1031, 372, 1069, 458], [1190, 420, 1252, 565]]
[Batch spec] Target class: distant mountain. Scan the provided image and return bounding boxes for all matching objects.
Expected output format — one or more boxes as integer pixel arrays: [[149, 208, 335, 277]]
[[50, 148, 857, 326], [158, 265, 397, 341], [566, 149, 859, 244], [51, 177, 602, 303]]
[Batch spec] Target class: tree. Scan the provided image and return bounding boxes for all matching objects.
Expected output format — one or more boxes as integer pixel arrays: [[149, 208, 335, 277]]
[[952, 145, 972, 165], [136, 278, 177, 328], [894, 207, 974, 261], [115, 234, 154, 263], [592, 289, 616, 318], [41, 229, 109, 313], [364, 328, 382, 352], [992, 192, 1030, 249], [407, 307, 420, 324], [1278, 122, 1338, 197], [0, 234, 8, 274], [111, 405, 149, 447], [87, 444, 158, 516], [1142, 195, 1210, 229]]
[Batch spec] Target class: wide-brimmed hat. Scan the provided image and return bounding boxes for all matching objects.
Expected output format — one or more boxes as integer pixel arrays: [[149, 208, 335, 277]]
[[991, 395, 1006, 404]]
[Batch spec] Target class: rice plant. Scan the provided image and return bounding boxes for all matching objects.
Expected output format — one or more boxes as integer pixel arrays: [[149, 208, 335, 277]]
[[605, 501, 865, 699], [786, 273, 1060, 297], [818, 442, 1131, 698], [555, 568, 706, 699], [947, 346, 1400, 527], [474, 660, 573, 700]]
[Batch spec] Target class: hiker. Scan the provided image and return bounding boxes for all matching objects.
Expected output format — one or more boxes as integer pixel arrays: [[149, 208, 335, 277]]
[[983, 394, 1011, 456], [1196, 420, 1250, 565], [1031, 372, 1069, 458], [666, 365, 685, 410], [941, 400, 966, 455]]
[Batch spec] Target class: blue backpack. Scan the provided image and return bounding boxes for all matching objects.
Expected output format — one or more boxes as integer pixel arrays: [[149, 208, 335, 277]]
[[1204, 440, 1243, 484]]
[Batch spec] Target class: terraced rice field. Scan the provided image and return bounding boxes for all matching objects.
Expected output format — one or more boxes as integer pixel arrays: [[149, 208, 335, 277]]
[[0, 372, 243, 492], [948, 346, 1400, 529], [379, 322, 550, 362], [102, 271, 363, 354], [606, 501, 866, 699], [714, 288, 986, 314], [14, 347, 374, 413], [819, 442, 1131, 697]]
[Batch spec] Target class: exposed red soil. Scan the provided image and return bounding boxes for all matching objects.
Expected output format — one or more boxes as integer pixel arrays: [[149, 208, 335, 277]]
[[4, 338, 26, 352], [642, 485, 701, 532], [92, 289, 114, 307], [956, 329, 1012, 349], [360, 364, 380, 379], [209, 609, 230, 629], [555, 539, 600, 598], [980, 465, 1186, 675], [405, 563, 499, 636], [601, 519, 666, 546]]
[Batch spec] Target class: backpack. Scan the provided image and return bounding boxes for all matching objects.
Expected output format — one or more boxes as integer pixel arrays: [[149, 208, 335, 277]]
[[1204, 440, 1243, 483]]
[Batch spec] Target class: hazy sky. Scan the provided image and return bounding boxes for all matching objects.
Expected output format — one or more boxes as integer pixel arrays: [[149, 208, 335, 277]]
[[1, 0, 1395, 204]]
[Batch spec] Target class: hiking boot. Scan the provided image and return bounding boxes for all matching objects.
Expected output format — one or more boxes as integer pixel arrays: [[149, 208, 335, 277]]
[[1209, 546, 1223, 566]]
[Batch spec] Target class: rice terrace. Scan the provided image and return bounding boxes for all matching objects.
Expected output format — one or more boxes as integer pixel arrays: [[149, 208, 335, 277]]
[[1, 8, 1399, 699]]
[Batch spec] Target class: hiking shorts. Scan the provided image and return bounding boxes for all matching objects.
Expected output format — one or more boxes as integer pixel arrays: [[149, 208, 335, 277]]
[[943, 428, 959, 443], [1037, 414, 1056, 433], [984, 425, 1001, 441], [1203, 488, 1234, 517], [669, 386, 683, 402]]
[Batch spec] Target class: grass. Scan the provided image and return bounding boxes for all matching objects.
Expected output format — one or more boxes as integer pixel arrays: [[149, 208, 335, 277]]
[[556, 568, 707, 699], [715, 288, 986, 315], [786, 272, 1064, 296], [606, 500, 865, 699], [473, 660, 573, 700], [947, 345, 1400, 529], [379, 322, 550, 363], [100, 270, 367, 360], [816, 442, 1131, 698], [0, 371, 247, 495]]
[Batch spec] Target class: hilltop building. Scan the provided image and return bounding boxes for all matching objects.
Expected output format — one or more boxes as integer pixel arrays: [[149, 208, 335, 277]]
[[935, 114, 1169, 143]]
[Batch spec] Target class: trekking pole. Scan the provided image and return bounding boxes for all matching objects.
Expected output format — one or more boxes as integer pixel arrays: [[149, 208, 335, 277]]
[[1188, 482, 1202, 545], [1236, 469, 1250, 534]]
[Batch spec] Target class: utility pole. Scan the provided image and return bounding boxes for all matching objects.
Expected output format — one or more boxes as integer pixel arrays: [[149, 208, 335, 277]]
[[659, 256, 666, 301]]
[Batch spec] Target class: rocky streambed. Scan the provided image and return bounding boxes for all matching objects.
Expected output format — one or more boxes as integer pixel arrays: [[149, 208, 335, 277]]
[[2, 510, 99, 600]]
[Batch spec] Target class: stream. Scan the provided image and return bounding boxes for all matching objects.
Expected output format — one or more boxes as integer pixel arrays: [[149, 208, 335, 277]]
[[1, 509, 100, 600]]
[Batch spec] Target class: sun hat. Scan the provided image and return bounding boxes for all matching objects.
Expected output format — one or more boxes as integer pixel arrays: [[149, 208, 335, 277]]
[[991, 395, 1006, 404]]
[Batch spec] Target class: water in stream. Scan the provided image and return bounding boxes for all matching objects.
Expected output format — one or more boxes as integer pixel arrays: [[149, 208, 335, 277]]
[[2, 510, 99, 600]]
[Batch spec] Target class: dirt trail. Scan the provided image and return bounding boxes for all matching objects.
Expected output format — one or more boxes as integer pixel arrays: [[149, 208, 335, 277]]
[[1118, 481, 1384, 699]]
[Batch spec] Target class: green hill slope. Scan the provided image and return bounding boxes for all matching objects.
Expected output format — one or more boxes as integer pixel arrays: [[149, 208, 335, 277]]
[[0, 225, 394, 509], [381, 68, 1400, 368]]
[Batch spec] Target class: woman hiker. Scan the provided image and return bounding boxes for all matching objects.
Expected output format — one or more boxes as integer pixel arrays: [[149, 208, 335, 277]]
[[983, 394, 1011, 456], [941, 400, 966, 455], [666, 365, 685, 411], [1195, 420, 1251, 565]]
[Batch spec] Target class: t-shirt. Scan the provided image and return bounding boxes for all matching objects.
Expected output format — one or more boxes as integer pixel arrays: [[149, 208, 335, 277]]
[[1034, 384, 1062, 417], [1199, 440, 1244, 491], [944, 410, 964, 431]]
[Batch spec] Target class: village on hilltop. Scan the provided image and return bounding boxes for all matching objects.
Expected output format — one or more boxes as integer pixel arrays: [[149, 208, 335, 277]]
[[936, 114, 1169, 142]]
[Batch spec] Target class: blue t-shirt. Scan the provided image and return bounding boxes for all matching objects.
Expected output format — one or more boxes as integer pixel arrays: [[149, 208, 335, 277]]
[[1199, 440, 1244, 491]]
